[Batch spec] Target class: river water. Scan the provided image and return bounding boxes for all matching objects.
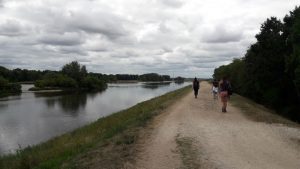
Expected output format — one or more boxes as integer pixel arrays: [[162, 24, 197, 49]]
[[0, 82, 190, 155]]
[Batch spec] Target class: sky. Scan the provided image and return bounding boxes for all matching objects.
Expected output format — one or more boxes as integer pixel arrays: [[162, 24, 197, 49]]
[[0, 0, 298, 78]]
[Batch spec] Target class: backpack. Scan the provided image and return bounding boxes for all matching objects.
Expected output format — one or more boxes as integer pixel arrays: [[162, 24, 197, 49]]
[[226, 82, 233, 95]]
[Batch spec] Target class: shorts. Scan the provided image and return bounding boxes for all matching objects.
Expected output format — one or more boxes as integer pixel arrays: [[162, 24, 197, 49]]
[[220, 91, 228, 102]]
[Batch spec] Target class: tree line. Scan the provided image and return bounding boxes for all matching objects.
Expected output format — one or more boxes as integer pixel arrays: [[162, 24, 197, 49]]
[[0, 61, 178, 95], [213, 6, 300, 122]]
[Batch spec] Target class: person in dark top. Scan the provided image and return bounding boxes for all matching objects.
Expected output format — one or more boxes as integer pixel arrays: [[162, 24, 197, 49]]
[[219, 77, 231, 112], [193, 77, 200, 98]]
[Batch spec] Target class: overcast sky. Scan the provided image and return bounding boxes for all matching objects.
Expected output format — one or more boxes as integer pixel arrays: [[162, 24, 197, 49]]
[[0, 0, 298, 78]]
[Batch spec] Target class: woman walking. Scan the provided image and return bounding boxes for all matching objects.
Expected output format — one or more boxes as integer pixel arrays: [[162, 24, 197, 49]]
[[219, 77, 231, 112], [193, 77, 200, 98]]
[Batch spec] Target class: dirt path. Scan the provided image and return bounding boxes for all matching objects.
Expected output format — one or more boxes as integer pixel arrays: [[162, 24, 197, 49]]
[[134, 81, 300, 169]]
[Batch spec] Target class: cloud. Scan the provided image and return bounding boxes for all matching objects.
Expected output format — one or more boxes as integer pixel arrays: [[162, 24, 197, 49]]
[[67, 11, 128, 39], [201, 25, 243, 43], [0, 19, 29, 37], [38, 32, 84, 46], [159, 0, 184, 8], [0, 0, 299, 78]]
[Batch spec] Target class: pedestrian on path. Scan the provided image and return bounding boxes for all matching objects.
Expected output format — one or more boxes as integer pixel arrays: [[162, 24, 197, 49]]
[[212, 79, 219, 100], [193, 77, 200, 98], [219, 77, 231, 112]]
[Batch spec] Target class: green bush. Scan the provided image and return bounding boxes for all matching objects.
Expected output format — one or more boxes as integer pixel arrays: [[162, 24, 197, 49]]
[[81, 76, 107, 90], [0, 76, 21, 95], [35, 74, 77, 88], [0, 76, 9, 89]]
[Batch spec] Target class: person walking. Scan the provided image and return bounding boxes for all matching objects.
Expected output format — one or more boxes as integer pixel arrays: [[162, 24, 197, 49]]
[[219, 77, 231, 112], [212, 79, 219, 100], [193, 77, 200, 98]]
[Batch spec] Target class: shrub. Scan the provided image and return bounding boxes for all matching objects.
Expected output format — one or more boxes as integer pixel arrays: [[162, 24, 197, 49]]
[[81, 76, 107, 90]]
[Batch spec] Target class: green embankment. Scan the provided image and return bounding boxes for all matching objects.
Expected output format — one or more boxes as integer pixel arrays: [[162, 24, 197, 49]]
[[0, 85, 191, 169], [230, 94, 299, 126]]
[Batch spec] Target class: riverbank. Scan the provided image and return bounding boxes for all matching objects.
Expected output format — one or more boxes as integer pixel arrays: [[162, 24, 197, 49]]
[[0, 85, 191, 169]]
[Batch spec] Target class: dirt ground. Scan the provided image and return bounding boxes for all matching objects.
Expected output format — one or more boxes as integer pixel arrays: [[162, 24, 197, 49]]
[[134, 81, 300, 169]]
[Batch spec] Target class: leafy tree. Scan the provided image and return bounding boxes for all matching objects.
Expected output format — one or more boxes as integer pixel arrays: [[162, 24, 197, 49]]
[[213, 6, 300, 121], [61, 61, 82, 82], [0, 76, 21, 95], [81, 76, 107, 90], [35, 74, 77, 88]]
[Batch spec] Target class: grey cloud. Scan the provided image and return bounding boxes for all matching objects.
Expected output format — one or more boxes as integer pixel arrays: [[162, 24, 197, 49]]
[[68, 12, 128, 39], [38, 33, 84, 46], [58, 46, 87, 56], [160, 0, 184, 8], [202, 26, 243, 43], [110, 50, 139, 58], [0, 20, 28, 37]]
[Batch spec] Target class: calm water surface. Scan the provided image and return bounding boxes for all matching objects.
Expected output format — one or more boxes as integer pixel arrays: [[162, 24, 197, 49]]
[[0, 82, 190, 155]]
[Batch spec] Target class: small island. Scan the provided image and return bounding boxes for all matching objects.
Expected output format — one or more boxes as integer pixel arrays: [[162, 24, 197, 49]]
[[30, 61, 107, 92]]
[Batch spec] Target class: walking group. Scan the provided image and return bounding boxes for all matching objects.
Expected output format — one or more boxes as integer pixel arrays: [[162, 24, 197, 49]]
[[193, 77, 232, 113]]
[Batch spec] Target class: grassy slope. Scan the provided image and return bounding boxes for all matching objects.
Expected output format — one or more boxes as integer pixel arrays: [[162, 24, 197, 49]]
[[0, 85, 191, 169], [230, 94, 299, 127]]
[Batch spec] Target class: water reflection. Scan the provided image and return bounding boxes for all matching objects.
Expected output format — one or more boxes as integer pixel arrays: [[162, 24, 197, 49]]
[[174, 81, 184, 84], [36, 91, 100, 115], [142, 82, 171, 89], [0, 82, 190, 155]]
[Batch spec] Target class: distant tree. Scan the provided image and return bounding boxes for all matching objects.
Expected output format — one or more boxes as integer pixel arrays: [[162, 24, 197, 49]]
[[116, 74, 139, 81], [174, 76, 185, 83], [61, 61, 86, 82], [33, 61, 107, 91], [80, 65, 87, 77], [139, 73, 167, 81], [0, 76, 21, 96], [162, 75, 171, 81]]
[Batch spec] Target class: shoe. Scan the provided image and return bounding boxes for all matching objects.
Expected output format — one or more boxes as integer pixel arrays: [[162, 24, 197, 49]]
[[222, 108, 227, 113]]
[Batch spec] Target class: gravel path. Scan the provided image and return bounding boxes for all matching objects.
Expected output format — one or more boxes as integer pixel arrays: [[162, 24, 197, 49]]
[[134, 81, 300, 169]]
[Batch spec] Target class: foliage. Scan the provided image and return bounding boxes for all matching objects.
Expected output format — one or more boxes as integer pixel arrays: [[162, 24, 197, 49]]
[[0, 66, 45, 82], [0, 76, 21, 96], [174, 76, 185, 83], [115, 74, 139, 81], [61, 61, 87, 82], [139, 73, 170, 81], [213, 6, 300, 121], [34, 61, 107, 91], [81, 76, 107, 90], [35, 74, 78, 88]]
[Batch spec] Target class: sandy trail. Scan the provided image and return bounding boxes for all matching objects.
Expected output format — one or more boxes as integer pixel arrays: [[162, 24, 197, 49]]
[[134, 81, 300, 169]]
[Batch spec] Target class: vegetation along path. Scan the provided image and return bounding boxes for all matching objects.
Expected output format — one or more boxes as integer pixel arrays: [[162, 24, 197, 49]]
[[134, 81, 300, 169]]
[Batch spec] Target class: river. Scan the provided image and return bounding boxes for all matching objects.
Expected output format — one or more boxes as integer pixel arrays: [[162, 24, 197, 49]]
[[0, 82, 190, 155]]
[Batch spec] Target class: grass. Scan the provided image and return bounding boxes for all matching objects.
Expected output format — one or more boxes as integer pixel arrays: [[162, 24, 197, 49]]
[[0, 85, 191, 169], [176, 136, 201, 169], [230, 94, 298, 127]]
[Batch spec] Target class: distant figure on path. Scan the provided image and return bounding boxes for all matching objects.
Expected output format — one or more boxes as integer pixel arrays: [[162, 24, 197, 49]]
[[212, 79, 219, 100], [193, 77, 200, 98], [219, 77, 231, 112]]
